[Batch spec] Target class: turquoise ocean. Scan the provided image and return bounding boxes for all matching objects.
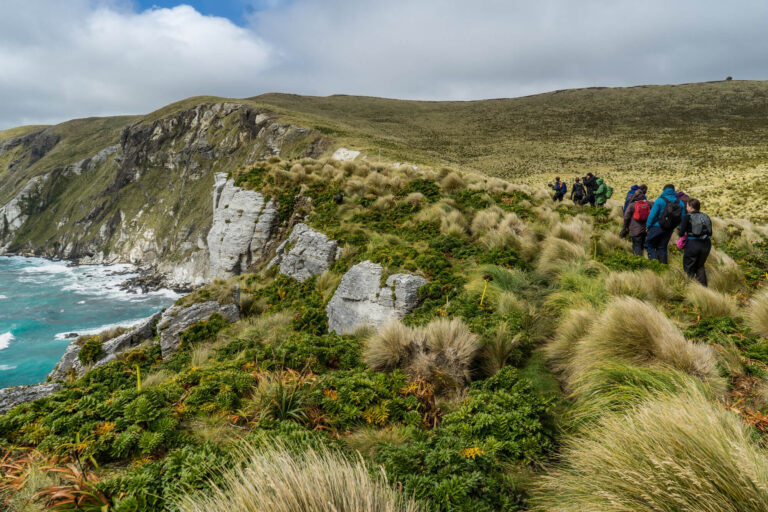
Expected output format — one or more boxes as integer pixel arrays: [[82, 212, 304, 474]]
[[0, 256, 177, 388]]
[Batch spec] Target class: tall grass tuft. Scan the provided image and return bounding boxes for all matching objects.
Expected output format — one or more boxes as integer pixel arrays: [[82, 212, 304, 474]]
[[604, 269, 672, 302], [685, 283, 737, 318], [544, 307, 595, 379], [175, 445, 421, 512], [537, 237, 588, 275], [533, 385, 768, 511], [569, 297, 723, 394], [748, 289, 768, 338], [364, 321, 415, 372]]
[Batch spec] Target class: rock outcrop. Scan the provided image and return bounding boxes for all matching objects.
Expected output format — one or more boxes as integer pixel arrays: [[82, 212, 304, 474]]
[[0, 174, 51, 249], [207, 173, 279, 278], [157, 301, 240, 357], [331, 147, 361, 161], [0, 383, 62, 414], [268, 223, 339, 282], [326, 261, 428, 334], [49, 312, 161, 381]]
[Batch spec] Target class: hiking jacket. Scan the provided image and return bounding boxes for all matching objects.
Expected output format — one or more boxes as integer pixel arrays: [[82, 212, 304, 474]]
[[623, 185, 640, 211], [570, 182, 585, 199], [623, 191, 648, 237], [583, 175, 598, 192], [550, 181, 566, 194], [678, 211, 713, 240], [646, 188, 686, 230], [594, 179, 608, 205]]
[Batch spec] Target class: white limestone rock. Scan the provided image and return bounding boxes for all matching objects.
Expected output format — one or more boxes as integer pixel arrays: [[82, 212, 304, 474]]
[[268, 223, 339, 282], [331, 147, 360, 161], [0, 383, 62, 414], [157, 301, 240, 357], [326, 261, 428, 335], [207, 173, 278, 278]]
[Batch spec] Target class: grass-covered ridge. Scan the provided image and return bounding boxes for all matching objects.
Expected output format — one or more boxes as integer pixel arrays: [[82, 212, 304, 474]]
[[1, 154, 767, 511]]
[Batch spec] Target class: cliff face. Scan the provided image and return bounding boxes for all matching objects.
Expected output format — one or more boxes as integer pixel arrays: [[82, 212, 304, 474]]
[[0, 102, 329, 288]]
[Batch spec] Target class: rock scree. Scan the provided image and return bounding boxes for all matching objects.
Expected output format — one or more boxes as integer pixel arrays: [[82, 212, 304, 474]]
[[326, 260, 428, 335], [0, 383, 62, 415], [157, 300, 240, 357], [267, 223, 339, 282]]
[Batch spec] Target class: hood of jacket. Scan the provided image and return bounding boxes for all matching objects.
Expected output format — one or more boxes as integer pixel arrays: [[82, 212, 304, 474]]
[[631, 189, 646, 202], [596, 178, 604, 185], [660, 187, 678, 202]]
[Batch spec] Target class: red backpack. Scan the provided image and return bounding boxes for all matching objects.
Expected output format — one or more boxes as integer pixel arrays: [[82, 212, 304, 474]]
[[633, 200, 651, 221]]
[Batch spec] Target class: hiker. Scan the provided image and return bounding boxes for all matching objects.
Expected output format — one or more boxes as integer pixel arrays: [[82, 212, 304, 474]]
[[570, 177, 585, 204], [677, 198, 713, 286], [594, 178, 612, 207], [621, 189, 651, 256], [623, 184, 641, 212], [549, 177, 567, 202], [645, 184, 686, 264], [581, 172, 598, 206]]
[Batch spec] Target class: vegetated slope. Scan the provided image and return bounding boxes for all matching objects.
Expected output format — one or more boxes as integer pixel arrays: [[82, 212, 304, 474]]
[[252, 80, 768, 221], [1, 157, 767, 511]]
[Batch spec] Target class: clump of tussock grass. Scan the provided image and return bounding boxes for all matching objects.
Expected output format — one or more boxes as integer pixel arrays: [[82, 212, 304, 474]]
[[544, 307, 596, 379], [597, 230, 630, 254], [480, 322, 523, 376], [685, 283, 737, 318], [537, 237, 588, 275], [365, 318, 480, 391], [440, 210, 469, 237], [315, 271, 342, 303], [142, 369, 174, 388], [604, 269, 672, 302], [470, 206, 504, 235], [565, 361, 708, 428], [569, 297, 723, 394], [551, 219, 592, 247], [440, 171, 466, 193], [343, 426, 411, 458], [371, 195, 396, 211], [747, 289, 768, 338], [402, 192, 425, 206], [496, 291, 526, 316], [707, 249, 746, 293], [533, 385, 768, 511], [175, 444, 421, 512], [544, 270, 607, 313]]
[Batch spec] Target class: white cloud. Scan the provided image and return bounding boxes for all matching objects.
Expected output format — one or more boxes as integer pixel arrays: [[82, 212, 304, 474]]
[[2, 0, 768, 129], [0, 1, 272, 128]]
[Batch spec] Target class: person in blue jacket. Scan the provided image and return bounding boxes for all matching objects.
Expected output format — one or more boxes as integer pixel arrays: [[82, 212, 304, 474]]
[[645, 184, 686, 264]]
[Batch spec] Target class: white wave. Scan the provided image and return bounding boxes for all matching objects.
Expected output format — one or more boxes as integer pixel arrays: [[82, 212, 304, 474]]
[[0, 332, 13, 350], [0, 365, 17, 371], [0, 295, 7, 299], [54, 316, 152, 341], [21, 262, 73, 274]]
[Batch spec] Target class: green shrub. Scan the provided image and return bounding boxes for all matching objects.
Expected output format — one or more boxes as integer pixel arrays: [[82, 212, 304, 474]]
[[180, 314, 227, 349], [79, 337, 105, 365]]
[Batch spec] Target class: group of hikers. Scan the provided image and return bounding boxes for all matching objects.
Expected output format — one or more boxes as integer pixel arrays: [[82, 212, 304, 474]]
[[549, 172, 610, 207], [548, 177, 713, 286]]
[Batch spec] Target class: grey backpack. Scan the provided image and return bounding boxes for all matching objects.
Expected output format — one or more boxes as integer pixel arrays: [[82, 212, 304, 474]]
[[690, 212, 712, 238]]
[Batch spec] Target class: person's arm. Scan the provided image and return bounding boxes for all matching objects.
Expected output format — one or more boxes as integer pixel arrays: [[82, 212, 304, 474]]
[[677, 213, 689, 237], [646, 199, 661, 229], [623, 203, 633, 229]]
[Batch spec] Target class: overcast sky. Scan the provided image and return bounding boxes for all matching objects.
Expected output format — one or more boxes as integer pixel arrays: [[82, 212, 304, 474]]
[[1, 0, 766, 129]]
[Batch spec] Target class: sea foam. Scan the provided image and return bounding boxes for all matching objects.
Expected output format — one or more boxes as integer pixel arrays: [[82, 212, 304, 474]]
[[0, 332, 13, 350]]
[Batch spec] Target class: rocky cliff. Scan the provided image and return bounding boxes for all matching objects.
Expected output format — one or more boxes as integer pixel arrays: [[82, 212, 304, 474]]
[[0, 101, 330, 288]]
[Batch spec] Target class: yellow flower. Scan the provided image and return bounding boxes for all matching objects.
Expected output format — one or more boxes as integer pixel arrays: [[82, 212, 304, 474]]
[[461, 447, 484, 459], [94, 421, 116, 435]]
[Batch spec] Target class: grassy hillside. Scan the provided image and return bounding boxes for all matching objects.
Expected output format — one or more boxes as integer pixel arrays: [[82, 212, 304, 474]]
[[250, 81, 768, 222], [1, 156, 767, 511]]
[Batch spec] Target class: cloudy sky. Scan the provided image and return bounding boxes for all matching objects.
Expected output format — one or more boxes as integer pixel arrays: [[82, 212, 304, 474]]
[[1, 0, 766, 129]]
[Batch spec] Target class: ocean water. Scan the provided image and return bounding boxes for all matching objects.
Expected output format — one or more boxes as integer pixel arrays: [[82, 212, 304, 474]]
[[0, 256, 178, 388]]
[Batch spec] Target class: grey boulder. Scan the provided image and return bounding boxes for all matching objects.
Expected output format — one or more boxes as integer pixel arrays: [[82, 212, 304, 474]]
[[268, 223, 339, 282], [326, 260, 428, 335], [157, 301, 239, 357], [0, 383, 62, 414]]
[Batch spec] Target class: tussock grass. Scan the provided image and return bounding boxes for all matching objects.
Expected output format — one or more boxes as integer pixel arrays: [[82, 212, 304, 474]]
[[685, 283, 738, 318], [551, 219, 592, 247], [748, 290, 768, 338], [343, 426, 411, 458], [545, 307, 596, 379], [537, 237, 588, 275], [175, 445, 421, 512], [440, 172, 466, 193], [604, 269, 672, 302], [569, 297, 723, 393], [364, 318, 480, 391], [142, 369, 174, 388], [470, 206, 504, 235], [496, 291, 526, 316], [480, 322, 522, 376], [533, 385, 768, 511], [708, 249, 746, 293], [598, 230, 630, 254]]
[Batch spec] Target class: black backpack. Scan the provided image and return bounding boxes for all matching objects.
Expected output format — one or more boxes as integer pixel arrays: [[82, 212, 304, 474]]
[[690, 212, 713, 238], [658, 197, 682, 230]]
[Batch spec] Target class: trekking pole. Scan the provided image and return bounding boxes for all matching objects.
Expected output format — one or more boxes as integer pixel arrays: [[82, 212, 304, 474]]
[[480, 280, 488, 306]]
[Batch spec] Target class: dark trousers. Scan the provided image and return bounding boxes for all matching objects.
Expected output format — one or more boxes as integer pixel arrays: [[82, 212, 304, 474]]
[[683, 238, 711, 286], [553, 192, 565, 202], [646, 226, 673, 264], [631, 233, 646, 256], [580, 193, 596, 206]]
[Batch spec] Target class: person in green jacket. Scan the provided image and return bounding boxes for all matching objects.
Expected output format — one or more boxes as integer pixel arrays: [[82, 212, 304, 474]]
[[594, 178, 609, 206]]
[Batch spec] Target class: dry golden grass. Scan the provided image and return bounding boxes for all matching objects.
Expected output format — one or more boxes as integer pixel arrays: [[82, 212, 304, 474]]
[[537, 237, 589, 275], [747, 290, 768, 338], [533, 385, 768, 511], [707, 249, 746, 293], [364, 321, 414, 372], [604, 269, 672, 303], [685, 283, 738, 318], [569, 297, 723, 394], [175, 445, 421, 512], [544, 307, 596, 379]]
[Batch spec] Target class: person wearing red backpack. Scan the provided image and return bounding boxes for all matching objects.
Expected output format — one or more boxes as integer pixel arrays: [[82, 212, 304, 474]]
[[622, 189, 651, 256]]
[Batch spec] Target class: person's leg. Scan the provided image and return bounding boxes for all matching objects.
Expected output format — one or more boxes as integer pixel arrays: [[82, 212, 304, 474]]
[[683, 243, 698, 280], [695, 239, 711, 286], [657, 229, 673, 264], [646, 226, 662, 261], [632, 233, 646, 256]]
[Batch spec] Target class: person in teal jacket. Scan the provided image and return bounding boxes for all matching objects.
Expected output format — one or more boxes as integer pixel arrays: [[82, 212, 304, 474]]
[[645, 184, 686, 264]]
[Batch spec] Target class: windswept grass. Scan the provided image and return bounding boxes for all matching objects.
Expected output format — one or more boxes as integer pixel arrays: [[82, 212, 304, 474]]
[[533, 385, 768, 511], [748, 289, 768, 338], [175, 445, 422, 512], [685, 283, 738, 318]]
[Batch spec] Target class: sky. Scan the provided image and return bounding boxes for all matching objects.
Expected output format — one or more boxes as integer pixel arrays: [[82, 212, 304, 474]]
[[1, 0, 767, 129]]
